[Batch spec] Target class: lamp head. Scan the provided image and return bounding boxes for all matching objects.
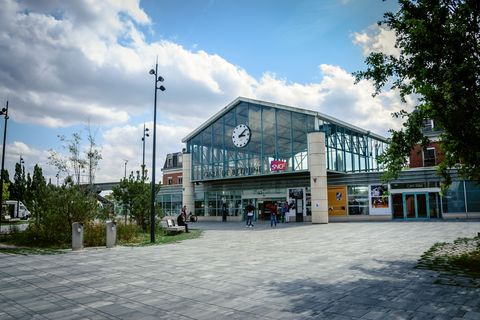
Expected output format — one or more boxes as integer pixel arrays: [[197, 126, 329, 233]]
[[146, 133, 150, 137], [157, 76, 164, 82], [145, 128, 149, 132], [149, 69, 155, 75], [159, 85, 166, 91]]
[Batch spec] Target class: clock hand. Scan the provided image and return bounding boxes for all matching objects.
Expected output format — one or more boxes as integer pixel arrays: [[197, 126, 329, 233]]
[[238, 129, 247, 137]]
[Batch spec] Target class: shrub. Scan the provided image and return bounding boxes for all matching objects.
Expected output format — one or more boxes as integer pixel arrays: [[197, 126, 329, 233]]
[[83, 222, 106, 247]]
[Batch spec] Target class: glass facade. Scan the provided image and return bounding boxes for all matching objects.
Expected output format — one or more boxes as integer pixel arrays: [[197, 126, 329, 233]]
[[442, 181, 466, 213], [347, 186, 370, 215], [157, 193, 182, 216], [186, 100, 388, 181], [322, 123, 387, 173], [465, 181, 480, 212]]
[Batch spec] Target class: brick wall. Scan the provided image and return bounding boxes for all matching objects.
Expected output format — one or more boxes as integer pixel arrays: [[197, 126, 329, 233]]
[[162, 172, 183, 185], [409, 141, 444, 168]]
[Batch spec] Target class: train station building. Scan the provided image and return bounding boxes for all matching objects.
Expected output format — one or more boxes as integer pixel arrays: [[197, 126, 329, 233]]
[[158, 97, 479, 222]]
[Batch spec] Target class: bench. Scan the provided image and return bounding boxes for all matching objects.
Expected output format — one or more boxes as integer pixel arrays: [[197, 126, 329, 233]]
[[164, 218, 185, 234]]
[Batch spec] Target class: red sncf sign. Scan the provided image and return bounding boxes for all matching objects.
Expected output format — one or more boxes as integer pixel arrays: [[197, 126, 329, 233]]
[[270, 160, 287, 171]]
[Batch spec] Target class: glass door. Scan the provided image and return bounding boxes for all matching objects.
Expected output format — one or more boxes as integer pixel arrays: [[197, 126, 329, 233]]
[[416, 193, 428, 218], [402, 193, 430, 220], [428, 193, 441, 218], [405, 194, 416, 219]]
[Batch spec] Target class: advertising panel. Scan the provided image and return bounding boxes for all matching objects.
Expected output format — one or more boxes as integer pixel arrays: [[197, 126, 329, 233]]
[[327, 186, 347, 216], [369, 184, 391, 215]]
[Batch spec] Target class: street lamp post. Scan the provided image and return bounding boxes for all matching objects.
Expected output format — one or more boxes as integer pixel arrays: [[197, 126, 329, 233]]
[[141, 124, 150, 180], [17, 155, 24, 218], [149, 61, 166, 243], [123, 159, 128, 179], [0, 101, 8, 229]]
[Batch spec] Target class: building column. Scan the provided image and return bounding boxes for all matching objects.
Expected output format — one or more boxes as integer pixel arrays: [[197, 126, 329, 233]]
[[182, 152, 195, 215], [308, 131, 328, 224]]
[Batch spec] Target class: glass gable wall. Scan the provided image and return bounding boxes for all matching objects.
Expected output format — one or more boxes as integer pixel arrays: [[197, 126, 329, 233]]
[[186, 100, 388, 181], [188, 102, 315, 181]]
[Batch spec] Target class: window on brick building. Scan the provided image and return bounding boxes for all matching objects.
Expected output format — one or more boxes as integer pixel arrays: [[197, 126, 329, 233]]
[[423, 119, 435, 132], [178, 176, 183, 185], [168, 177, 173, 185], [423, 148, 436, 167]]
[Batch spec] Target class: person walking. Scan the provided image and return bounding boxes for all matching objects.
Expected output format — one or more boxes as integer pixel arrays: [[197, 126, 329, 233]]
[[245, 201, 255, 227]]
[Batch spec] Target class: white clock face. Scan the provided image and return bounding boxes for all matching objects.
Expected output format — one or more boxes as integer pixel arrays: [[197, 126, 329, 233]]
[[232, 124, 251, 148]]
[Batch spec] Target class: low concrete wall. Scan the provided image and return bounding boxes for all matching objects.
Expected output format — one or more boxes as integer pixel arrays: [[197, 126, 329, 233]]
[[329, 215, 392, 222], [196, 216, 243, 222], [443, 212, 480, 220]]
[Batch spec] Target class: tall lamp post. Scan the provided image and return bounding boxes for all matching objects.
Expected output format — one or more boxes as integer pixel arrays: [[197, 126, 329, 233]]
[[141, 124, 150, 180], [0, 101, 8, 229], [123, 159, 128, 179], [17, 155, 24, 218], [149, 61, 165, 243]]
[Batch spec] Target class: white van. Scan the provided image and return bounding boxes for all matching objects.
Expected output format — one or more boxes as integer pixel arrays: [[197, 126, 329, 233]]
[[5, 201, 31, 220]]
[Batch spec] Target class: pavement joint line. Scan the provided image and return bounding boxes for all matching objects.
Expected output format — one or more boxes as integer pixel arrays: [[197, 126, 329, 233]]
[[0, 257, 275, 320]]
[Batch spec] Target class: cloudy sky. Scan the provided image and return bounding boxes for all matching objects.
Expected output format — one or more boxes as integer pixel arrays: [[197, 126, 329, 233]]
[[0, 0, 412, 184]]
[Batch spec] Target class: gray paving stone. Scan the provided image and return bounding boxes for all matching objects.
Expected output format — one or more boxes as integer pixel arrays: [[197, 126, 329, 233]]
[[1, 221, 480, 320]]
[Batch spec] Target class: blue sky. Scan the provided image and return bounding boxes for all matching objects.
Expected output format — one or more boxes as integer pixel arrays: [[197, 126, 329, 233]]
[[140, 0, 398, 81], [0, 0, 407, 183]]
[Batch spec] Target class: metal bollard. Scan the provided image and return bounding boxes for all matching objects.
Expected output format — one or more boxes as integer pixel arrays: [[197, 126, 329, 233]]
[[72, 222, 84, 251], [106, 221, 116, 248]]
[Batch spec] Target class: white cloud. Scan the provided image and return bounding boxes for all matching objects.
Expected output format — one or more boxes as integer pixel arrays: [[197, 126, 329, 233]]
[[0, 0, 414, 183], [352, 24, 401, 57], [98, 122, 190, 182]]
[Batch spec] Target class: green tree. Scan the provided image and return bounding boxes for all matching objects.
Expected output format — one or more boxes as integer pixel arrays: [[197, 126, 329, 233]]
[[10, 163, 26, 208], [28, 183, 98, 245], [85, 122, 102, 186], [354, 0, 480, 188], [112, 169, 156, 230], [1, 169, 9, 204], [29, 165, 47, 225], [49, 132, 87, 185]]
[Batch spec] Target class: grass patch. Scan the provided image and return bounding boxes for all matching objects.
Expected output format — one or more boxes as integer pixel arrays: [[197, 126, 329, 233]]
[[0, 220, 29, 225], [119, 228, 203, 246], [0, 246, 66, 255], [0, 223, 203, 254], [417, 236, 480, 284]]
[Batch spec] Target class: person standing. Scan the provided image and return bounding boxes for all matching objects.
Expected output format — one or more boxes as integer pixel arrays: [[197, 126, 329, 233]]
[[270, 203, 278, 227], [222, 203, 228, 222], [245, 201, 254, 227], [281, 201, 288, 223]]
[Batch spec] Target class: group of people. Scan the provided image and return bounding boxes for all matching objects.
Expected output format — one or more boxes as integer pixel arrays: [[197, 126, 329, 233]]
[[177, 201, 295, 229], [245, 201, 291, 228]]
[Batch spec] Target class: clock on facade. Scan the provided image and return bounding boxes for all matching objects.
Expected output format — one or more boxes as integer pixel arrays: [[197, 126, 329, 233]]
[[232, 124, 251, 148]]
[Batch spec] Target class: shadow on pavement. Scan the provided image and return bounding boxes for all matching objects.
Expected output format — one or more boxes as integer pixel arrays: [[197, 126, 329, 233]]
[[266, 259, 479, 319]]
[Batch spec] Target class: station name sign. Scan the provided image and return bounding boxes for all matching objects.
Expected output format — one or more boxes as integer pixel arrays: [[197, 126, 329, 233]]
[[203, 166, 262, 179]]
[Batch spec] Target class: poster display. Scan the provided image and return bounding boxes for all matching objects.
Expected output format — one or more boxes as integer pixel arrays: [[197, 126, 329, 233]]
[[327, 186, 347, 216], [369, 184, 391, 215]]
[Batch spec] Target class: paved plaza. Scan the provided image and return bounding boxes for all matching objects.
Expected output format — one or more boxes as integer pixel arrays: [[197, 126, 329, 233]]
[[1, 221, 479, 319]]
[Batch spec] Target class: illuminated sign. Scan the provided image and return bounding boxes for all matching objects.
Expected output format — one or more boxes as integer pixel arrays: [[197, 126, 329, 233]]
[[270, 160, 287, 172]]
